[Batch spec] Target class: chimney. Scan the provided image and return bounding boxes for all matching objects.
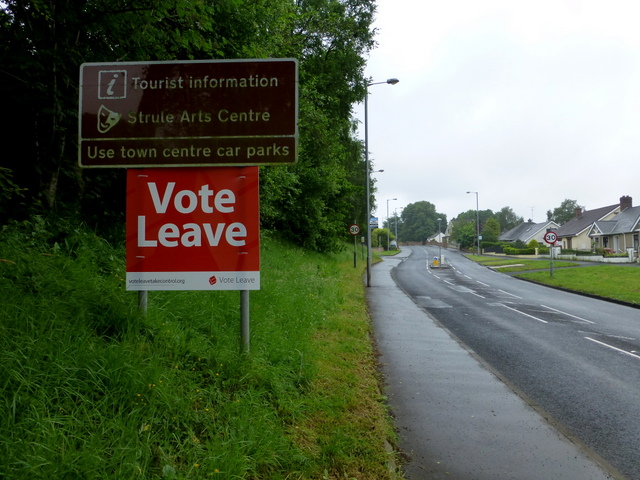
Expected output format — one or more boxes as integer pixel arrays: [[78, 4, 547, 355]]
[[574, 207, 583, 218], [620, 195, 632, 211]]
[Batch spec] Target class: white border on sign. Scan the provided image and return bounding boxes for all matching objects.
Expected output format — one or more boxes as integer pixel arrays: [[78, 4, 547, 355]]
[[126, 271, 260, 291]]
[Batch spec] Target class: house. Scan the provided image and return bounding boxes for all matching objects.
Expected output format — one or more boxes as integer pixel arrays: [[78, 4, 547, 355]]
[[588, 202, 640, 254], [428, 231, 446, 243], [553, 197, 627, 251], [499, 220, 559, 245]]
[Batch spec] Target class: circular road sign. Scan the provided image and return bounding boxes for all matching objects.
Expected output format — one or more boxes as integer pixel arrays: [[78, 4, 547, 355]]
[[544, 231, 558, 244], [349, 224, 361, 236]]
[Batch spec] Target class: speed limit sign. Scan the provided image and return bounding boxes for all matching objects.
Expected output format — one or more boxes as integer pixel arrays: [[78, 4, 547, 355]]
[[544, 231, 558, 244], [349, 224, 361, 236]]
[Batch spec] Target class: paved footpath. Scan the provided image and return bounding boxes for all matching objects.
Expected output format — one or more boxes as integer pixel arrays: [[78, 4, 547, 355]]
[[367, 250, 619, 480]]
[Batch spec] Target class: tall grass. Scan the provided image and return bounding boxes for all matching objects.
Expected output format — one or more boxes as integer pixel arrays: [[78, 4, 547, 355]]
[[0, 217, 397, 479]]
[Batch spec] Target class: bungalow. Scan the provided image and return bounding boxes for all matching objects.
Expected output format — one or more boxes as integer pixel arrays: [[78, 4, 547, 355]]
[[499, 220, 559, 245], [553, 197, 627, 251], [588, 203, 640, 254], [427, 231, 446, 243]]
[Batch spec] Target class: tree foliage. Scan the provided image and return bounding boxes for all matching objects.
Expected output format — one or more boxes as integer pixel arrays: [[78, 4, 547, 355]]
[[0, 0, 377, 251], [495, 206, 523, 232], [547, 199, 582, 225], [450, 208, 489, 249], [481, 217, 501, 243], [453, 223, 476, 250], [399, 201, 447, 244]]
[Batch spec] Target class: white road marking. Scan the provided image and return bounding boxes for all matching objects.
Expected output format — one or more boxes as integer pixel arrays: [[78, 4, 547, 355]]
[[498, 289, 521, 299], [500, 303, 548, 324], [477, 281, 490, 287], [541, 305, 595, 324], [584, 337, 640, 361]]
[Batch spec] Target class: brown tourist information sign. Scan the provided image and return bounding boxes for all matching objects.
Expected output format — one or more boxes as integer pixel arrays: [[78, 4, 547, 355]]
[[79, 59, 298, 167]]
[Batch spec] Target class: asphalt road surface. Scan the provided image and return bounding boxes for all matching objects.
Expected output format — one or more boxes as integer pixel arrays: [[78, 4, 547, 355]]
[[389, 246, 640, 479]]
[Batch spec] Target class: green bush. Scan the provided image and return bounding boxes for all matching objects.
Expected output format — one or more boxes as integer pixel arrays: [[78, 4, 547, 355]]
[[527, 239, 540, 249], [503, 247, 536, 255]]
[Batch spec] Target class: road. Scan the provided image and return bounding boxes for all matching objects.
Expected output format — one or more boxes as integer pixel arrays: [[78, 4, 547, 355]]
[[392, 246, 640, 479]]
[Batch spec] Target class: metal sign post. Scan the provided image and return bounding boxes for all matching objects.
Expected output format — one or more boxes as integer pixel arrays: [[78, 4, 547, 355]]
[[80, 58, 299, 354], [349, 223, 361, 268], [544, 231, 558, 277], [241, 290, 250, 354]]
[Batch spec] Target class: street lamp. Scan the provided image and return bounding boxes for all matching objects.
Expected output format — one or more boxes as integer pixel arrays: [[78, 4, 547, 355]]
[[437, 217, 442, 264], [387, 198, 397, 250], [394, 207, 402, 245], [365, 78, 399, 287], [467, 191, 480, 255]]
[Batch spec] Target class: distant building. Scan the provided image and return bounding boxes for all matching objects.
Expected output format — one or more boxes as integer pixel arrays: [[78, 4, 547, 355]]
[[554, 197, 629, 251], [588, 199, 640, 253], [499, 220, 559, 245]]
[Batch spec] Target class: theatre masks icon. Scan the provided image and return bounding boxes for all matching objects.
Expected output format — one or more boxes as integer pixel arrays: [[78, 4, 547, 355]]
[[97, 105, 122, 133]]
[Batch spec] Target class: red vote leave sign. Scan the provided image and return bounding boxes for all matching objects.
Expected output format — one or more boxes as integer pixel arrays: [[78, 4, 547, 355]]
[[126, 167, 260, 290]]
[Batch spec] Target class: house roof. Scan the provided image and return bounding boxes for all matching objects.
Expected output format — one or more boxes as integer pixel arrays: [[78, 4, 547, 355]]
[[554, 204, 619, 238], [499, 221, 558, 243], [590, 206, 640, 236]]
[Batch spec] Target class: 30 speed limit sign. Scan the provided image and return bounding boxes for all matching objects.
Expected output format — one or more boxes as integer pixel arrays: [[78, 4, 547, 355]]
[[349, 224, 361, 236], [544, 231, 558, 244]]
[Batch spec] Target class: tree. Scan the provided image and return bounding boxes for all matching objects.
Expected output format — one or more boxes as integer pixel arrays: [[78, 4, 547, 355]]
[[481, 217, 501, 243], [495, 206, 523, 232], [1, 0, 378, 252], [547, 199, 582, 225], [372, 227, 393, 250], [258, 0, 377, 251], [450, 208, 494, 246], [453, 223, 476, 250], [400, 201, 446, 243]]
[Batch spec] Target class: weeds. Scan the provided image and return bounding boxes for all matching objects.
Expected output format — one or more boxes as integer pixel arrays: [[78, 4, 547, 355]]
[[0, 218, 397, 479]]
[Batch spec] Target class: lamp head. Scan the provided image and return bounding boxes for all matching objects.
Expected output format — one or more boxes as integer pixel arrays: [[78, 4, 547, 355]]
[[387, 78, 400, 85]]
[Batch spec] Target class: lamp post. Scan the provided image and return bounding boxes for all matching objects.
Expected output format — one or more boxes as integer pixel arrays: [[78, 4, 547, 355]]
[[437, 217, 442, 264], [394, 208, 401, 245], [387, 197, 397, 250], [467, 191, 480, 255], [365, 78, 399, 287]]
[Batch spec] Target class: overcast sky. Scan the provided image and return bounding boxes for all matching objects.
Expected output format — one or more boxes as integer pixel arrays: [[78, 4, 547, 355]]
[[359, 0, 640, 227]]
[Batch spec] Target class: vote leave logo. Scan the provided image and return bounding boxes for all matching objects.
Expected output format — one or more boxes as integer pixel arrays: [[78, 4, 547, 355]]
[[125, 167, 260, 291]]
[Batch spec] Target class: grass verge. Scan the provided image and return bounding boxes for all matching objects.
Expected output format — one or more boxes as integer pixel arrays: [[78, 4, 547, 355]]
[[465, 254, 640, 305], [465, 254, 579, 272], [514, 265, 640, 305], [0, 217, 398, 479]]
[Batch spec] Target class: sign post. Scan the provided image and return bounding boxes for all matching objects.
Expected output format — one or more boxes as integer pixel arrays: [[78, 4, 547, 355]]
[[80, 58, 298, 353], [349, 223, 361, 268], [544, 231, 558, 277]]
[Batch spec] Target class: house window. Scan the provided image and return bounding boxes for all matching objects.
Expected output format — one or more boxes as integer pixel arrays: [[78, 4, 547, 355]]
[[634, 234, 639, 251], [603, 237, 609, 248]]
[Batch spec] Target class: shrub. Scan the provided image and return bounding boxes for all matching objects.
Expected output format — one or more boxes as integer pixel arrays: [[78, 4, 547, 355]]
[[527, 239, 540, 249], [503, 247, 536, 255]]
